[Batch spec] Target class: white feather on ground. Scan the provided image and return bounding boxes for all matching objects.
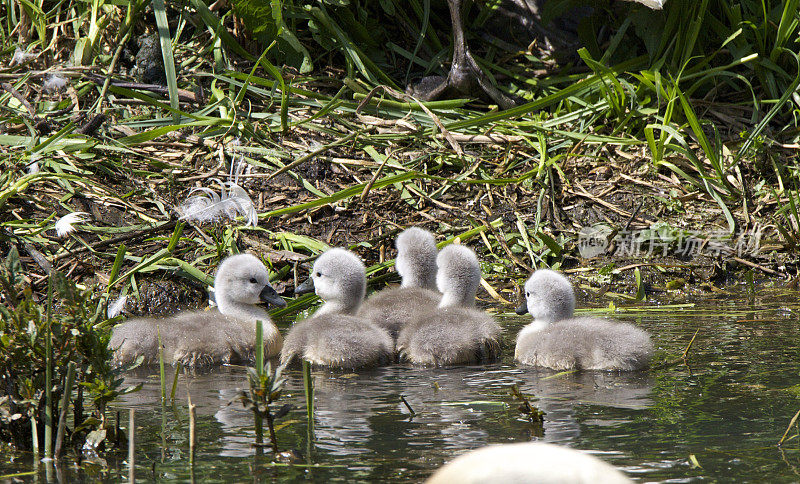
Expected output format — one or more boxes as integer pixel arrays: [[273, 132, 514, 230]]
[[177, 180, 257, 227], [44, 74, 68, 93], [622, 0, 665, 8], [26, 157, 39, 174], [55, 212, 89, 237], [107, 295, 128, 318], [10, 47, 36, 66]]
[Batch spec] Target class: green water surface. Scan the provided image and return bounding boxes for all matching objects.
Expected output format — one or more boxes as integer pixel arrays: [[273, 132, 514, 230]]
[[3, 290, 800, 482]]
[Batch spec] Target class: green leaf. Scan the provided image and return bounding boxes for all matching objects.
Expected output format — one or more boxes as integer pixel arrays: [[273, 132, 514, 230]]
[[4, 246, 21, 285], [634, 268, 646, 302], [536, 231, 562, 257]]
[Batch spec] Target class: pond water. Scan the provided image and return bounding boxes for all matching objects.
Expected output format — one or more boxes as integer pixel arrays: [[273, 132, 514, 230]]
[[3, 289, 800, 482]]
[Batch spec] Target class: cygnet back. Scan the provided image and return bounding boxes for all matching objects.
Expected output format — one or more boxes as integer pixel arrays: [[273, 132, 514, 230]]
[[358, 227, 440, 340], [515, 316, 653, 370], [281, 248, 393, 369]]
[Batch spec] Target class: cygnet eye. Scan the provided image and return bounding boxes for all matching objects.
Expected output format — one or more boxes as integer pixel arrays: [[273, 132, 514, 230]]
[[315, 271, 322, 277], [249, 277, 258, 284], [526, 292, 530, 297]]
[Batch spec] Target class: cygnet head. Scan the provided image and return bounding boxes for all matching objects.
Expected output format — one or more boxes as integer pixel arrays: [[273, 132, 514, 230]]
[[395, 227, 438, 290], [436, 244, 481, 308], [295, 248, 366, 315], [214, 254, 286, 314], [516, 269, 575, 324]]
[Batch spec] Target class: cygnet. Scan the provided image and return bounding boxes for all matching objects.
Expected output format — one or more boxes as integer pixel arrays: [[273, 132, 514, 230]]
[[397, 245, 501, 366], [358, 227, 441, 340], [110, 253, 285, 367], [281, 248, 393, 369], [515, 269, 653, 371], [426, 441, 632, 484]]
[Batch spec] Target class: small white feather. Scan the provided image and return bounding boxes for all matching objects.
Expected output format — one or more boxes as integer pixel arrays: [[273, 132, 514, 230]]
[[10, 47, 36, 66], [177, 180, 257, 227], [224, 182, 257, 226], [229, 151, 247, 180], [107, 295, 128, 318], [44, 74, 68, 93], [55, 212, 89, 237], [625, 0, 665, 9]]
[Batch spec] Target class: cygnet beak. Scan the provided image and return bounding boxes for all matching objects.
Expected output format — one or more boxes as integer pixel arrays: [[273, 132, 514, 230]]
[[515, 300, 529, 315], [259, 284, 287, 308], [294, 278, 315, 295]]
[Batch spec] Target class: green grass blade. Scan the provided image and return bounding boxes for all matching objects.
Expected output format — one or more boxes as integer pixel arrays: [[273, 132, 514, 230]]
[[44, 272, 53, 458], [302, 360, 314, 433], [158, 326, 167, 405], [153, 0, 180, 122]]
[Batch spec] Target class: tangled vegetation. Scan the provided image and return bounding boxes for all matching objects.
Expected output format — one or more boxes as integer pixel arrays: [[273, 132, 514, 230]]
[[0, 0, 798, 459], [0, 247, 139, 455]]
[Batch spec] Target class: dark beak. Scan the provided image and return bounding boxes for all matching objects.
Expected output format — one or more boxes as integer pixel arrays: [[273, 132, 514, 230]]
[[515, 301, 529, 315], [259, 284, 286, 308], [294, 278, 315, 295]]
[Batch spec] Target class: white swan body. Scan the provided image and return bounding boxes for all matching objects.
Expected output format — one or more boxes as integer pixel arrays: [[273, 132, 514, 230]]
[[426, 442, 632, 484]]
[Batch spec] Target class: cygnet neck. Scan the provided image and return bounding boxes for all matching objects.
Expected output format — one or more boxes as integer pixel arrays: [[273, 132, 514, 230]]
[[438, 289, 475, 309], [218, 298, 271, 323], [400, 271, 436, 291], [316, 298, 360, 316], [529, 300, 574, 327], [522, 319, 550, 333]]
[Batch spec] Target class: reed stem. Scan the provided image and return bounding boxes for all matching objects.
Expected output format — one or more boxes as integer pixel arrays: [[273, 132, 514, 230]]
[[128, 409, 135, 483], [157, 326, 166, 405], [54, 362, 76, 459], [157, 326, 167, 462], [266, 411, 278, 454], [43, 273, 54, 459], [255, 321, 264, 376], [170, 362, 181, 404], [254, 321, 264, 446], [302, 360, 314, 430], [778, 407, 800, 446], [399, 395, 415, 416], [188, 392, 196, 466], [31, 418, 38, 458]]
